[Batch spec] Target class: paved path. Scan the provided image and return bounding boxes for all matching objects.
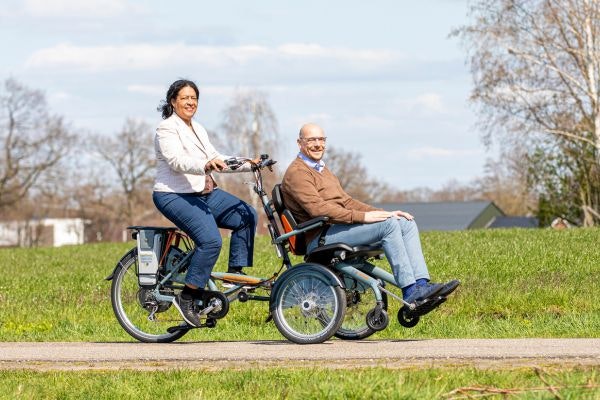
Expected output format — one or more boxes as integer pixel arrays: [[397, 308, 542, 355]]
[[1, 339, 599, 370]]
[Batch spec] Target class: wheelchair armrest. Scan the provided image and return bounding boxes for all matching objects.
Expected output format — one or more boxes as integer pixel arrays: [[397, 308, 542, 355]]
[[296, 216, 329, 230], [273, 216, 329, 245]]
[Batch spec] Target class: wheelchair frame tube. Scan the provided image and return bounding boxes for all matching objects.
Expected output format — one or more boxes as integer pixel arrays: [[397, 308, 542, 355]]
[[355, 263, 397, 288], [333, 263, 385, 302]]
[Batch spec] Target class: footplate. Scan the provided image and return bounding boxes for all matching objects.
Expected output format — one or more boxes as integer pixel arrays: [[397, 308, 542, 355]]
[[406, 296, 447, 317]]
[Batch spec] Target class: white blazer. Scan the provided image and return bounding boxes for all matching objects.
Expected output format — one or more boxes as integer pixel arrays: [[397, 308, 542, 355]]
[[153, 113, 229, 193]]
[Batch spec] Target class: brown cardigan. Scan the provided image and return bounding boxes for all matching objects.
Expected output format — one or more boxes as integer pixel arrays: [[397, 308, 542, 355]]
[[281, 157, 380, 245]]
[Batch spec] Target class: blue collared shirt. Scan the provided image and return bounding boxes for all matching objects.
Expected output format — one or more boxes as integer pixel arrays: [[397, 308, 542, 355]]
[[298, 152, 325, 173]]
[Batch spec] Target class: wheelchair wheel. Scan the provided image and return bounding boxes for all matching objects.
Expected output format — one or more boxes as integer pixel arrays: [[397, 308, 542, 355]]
[[110, 248, 188, 343], [335, 277, 388, 340], [272, 267, 346, 344]]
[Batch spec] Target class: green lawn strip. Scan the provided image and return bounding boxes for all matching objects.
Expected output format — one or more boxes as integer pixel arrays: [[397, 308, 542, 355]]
[[0, 228, 599, 341], [0, 366, 597, 400]]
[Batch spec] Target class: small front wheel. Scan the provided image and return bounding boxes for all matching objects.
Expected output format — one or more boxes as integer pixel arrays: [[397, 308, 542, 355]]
[[366, 307, 389, 331], [272, 268, 345, 344]]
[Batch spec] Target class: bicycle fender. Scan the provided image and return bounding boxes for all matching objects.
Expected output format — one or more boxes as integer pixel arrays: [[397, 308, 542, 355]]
[[105, 248, 137, 281], [269, 263, 343, 312]]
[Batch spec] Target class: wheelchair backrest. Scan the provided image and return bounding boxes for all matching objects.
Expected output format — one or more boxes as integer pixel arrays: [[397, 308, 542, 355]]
[[271, 184, 307, 255]]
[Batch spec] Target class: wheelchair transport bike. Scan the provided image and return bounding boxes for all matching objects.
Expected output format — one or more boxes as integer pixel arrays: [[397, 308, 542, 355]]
[[107, 155, 450, 344]]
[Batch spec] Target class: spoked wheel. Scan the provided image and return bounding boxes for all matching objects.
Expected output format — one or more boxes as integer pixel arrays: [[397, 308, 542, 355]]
[[272, 268, 346, 344], [110, 248, 189, 343], [335, 277, 388, 340]]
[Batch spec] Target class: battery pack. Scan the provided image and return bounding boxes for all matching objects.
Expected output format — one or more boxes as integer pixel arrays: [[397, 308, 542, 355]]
[[136, 229, 163, 287]]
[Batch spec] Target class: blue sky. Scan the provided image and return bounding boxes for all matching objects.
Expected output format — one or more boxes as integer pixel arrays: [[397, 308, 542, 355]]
[[0, 0, 486, 190]]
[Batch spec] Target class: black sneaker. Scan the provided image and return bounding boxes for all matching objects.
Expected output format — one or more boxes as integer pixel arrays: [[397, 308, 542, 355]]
[[404, 283, 444, 305], [172, 294, 202, 327], [437, 279, 460, 297]]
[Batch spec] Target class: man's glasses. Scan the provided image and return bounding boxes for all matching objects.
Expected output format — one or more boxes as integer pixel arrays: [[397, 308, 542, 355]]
[[301, 137, 327, 144]]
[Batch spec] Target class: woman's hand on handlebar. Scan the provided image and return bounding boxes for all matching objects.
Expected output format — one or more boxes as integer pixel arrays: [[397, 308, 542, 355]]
[[205, 157, 228, 172]]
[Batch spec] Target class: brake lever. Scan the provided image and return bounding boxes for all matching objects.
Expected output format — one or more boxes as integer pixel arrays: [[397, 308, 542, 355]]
[[265, 159, 276, 172]]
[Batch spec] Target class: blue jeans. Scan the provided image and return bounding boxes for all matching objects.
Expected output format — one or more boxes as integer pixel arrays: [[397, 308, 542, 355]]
[[153, 189, 257, 288], [308, 218, 430, 288]]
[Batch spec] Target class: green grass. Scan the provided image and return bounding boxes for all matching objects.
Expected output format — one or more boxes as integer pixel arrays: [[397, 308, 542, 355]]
[[0, 228, 599, 341], [0, 366, 598, 400]]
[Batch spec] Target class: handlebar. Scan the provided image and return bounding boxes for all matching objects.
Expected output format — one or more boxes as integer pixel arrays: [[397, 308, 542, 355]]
[[224, 154, 277, 171]]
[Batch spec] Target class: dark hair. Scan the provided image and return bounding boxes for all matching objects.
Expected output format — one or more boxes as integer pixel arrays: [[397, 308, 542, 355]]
[[157, 79, 200, 119]]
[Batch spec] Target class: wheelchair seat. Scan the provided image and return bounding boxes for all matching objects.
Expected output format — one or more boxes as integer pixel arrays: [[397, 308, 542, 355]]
[[305, 243, 384, 265]]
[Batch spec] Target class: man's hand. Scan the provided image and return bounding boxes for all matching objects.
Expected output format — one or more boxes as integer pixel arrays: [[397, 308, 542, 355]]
[[392, 210, 414, 220], [364, 210, 394, 223], [205, 157, 228, 172]]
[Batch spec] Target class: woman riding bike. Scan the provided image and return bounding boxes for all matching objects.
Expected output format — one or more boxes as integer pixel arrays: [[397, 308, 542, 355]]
[[153, 79, 259, 328]]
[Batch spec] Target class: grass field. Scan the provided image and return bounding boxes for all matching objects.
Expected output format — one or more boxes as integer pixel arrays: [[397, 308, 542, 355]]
[[0, 228, 599, 399], [1, 227, 598, 341]]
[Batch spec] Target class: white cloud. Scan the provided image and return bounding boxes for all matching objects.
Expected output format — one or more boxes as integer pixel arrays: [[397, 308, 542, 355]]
[[413, 93, 446, 114], [277, 43, 398, 65], [407, 146, 482, 160], [24, 0, 129, 18], [48, 91, 72, 101], [127, 84, 165, 96], [25, 43, 402, 73]]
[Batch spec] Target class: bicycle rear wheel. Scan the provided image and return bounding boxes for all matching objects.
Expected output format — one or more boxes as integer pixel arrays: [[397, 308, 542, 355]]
[[110, 248, 188, 343], [272, 267, 345, 344]]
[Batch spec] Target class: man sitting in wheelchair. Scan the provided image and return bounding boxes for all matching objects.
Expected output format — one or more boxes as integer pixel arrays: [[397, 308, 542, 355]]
[[281, 123, 459, 311]]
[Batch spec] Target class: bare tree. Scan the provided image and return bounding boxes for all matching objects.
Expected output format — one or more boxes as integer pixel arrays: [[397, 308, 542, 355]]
[[454, 0, 600, 225], [219, 89, 279, 159], [475, 151, 538, 216], [90, 118, 155, 225], [217, 90, 281, 217], [0, 78, 74, 212]]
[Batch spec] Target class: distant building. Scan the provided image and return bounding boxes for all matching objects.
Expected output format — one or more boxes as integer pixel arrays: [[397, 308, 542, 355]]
[[0, 218, 88, 247], [373, 201, 538, 231]]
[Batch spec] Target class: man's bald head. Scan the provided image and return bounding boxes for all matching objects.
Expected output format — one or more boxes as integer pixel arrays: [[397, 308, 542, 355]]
[[299, 123, 324, 139]]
